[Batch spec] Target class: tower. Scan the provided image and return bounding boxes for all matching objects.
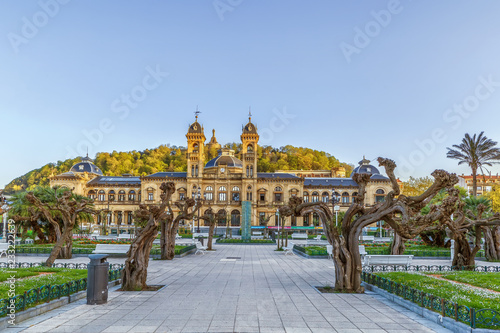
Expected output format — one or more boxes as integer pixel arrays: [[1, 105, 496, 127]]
[[186, 112, 206, 179], [241, 113, 259, 179]]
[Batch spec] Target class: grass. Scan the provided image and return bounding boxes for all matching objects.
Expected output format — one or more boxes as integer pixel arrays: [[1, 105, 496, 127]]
[[374, 272, 500, 312], [436, 272, 500, 292], [0, 267, 87, 299]]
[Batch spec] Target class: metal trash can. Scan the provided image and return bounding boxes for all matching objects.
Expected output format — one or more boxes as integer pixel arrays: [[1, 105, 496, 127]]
[[87, 254, 109, 305]]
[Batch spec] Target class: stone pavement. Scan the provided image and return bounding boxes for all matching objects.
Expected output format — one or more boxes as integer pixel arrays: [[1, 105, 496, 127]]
[[5, 245, 492, 333]]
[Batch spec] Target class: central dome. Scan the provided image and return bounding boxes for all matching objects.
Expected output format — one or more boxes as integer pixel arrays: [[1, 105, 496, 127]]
[[70, 156, 103, 175], [205, 148, 243, 169]]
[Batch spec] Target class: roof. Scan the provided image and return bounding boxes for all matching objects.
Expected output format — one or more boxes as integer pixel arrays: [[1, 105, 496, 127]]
[[144, 172, 188, 178], [370, 174, 390, 180], [351, 164, 380, 175], [69, 161, 103, 175], [304, 178, 358, 187], [257, 173, 300, 179], [87, 176, 141, 185], [187, 121, 203, 134], [242, 121, 257, 134], [205, 155, 243, 168]]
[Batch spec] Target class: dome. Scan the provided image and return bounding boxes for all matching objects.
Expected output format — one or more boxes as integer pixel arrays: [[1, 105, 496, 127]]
[[351, 156, 380, 176], [242, 121, 257, 134], [70, 156, 103, 175], [205, 148, 243, 169], [188, 121, 203, 134]]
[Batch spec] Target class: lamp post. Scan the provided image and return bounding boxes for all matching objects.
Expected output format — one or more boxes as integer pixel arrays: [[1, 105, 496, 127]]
[[276, 209, 280, 249], [330, 189, 340, 226], [196, 186, 201, 233], [1, 204, 9, 243]]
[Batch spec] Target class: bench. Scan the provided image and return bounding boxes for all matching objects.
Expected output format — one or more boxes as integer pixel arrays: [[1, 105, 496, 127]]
[[117, 234, 133, 240], [193, 233, 209, 238], [0, 243, 9, 254], [93, 244, 130, 255], [360, 235, 375, 242], [252, 231, 263, 236], [363, 255, 413, 266], [291, 233, 308, 240], [359, 245, 367, 257], [283, 242, 295, 255], [195, 241, 207, 255]]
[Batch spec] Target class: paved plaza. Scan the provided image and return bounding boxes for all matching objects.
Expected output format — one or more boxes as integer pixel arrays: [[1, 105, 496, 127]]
[[5, 245, 498, 333]]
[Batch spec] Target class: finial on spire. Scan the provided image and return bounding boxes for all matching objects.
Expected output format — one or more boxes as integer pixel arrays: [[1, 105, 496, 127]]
[[195, 105, 201, 121], [212, 129, 216, 136], [248, 106, 252, 122], [86, 146, 89, 158]]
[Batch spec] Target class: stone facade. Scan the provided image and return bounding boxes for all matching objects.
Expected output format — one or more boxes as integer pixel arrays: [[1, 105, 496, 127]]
[[50, 117, 393, 234]]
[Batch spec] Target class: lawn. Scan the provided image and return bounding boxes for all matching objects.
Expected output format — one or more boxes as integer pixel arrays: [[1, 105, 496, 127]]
[[0, 267, 87, 299], [374, 272, 500, 312]]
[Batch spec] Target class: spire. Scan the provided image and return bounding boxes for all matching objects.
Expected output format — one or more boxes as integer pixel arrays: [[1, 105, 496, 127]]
[[248, 107, 252, 122], [194, 105, 201, 121]]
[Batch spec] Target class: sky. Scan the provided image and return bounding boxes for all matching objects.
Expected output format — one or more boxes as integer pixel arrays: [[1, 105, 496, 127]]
[[1, 0, 500, 188]]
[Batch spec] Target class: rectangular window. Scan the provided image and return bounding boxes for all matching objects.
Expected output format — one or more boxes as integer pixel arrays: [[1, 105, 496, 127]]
[[232, 193, 240, 201], [219, 192, 227, 201], [179, 193, 185, 200], [148, 192, 154, 201], [259, 193, 265, 202], [128, 194, 135, 201], [204, 192, 213, 201], [322, 196, 328, 203], [303, 196, 309, 203], [342, 197, 349, 204], [375, 196, 385, 203], [274, 193, 282, 202], [98, 194, 105, 201], [247, 192, 252, 201]]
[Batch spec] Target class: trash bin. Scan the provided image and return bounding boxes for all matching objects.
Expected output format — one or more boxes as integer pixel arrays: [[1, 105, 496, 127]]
[[87, 254, 109, 305]]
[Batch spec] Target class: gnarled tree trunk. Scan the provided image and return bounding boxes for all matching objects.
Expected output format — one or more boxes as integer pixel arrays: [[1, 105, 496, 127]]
[[484, 226, 500, 261], [390, 233, 406, 255]]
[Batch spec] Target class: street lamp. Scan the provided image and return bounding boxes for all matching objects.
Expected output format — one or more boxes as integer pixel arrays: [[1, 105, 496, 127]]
[[196, 186, 201, 233], [1, 204, 9, 243], [330, 189, 340, 226]]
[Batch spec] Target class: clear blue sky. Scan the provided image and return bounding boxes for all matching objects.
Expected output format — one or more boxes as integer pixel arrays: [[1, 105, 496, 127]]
[[2, 0, 500, 188]]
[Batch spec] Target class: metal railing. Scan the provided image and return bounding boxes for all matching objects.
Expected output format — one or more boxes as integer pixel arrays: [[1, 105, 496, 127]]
[[0, 268, 123, 317], [362, 270, 500, 329]]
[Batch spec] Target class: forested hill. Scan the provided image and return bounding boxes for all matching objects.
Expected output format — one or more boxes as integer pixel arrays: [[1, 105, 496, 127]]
[[4, 144, 354, 194]]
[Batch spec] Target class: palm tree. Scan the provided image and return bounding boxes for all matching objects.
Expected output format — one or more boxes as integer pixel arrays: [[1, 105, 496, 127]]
[[447, 132, 500, 196]]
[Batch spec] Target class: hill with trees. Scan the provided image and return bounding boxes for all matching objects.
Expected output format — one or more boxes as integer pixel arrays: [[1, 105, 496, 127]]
[[4, 144, 354, 194]]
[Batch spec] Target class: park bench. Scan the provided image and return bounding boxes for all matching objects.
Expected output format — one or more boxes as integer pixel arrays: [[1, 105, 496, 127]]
[[360, 235, 374, 242], [195, 241, 207, 255], [0, 243, 9, 254], [93, 244, 130, 255], [193, 233, 209, 238], [117, 234, 133, 240], [363, 255, 413, 266], [359, 245, 367, 257], [283, 242, 295, 255], [291, 233, 308, 240], [252, 231, 263, 236]]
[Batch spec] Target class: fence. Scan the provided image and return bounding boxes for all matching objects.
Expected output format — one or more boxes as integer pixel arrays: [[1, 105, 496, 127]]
[[362, 265, 500, 273], [0, 262, 124, 270], [0, 268, 122, 317], [361, 271, 500, 329]]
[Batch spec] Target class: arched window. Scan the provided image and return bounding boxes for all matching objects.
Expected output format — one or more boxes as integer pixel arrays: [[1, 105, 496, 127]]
[[128, 190, 136, 201], [375, 189, 385, 203], [147, 187, 154, 201], [98, 190, 105, 201], [87, 190, 95, 200], [203, 209, 213, 226], [231, 210, 240, 226], [322, 192, 329, 203], [303, 213, 310, 226], [118, 190, 125, 202], [193, 143, 199, 153], [303, 191, 309, 203], [231, 186, 240, 201], [351, 192, 358, 203], [342, 192, 350, 204], [274, 186, 283, 202], [127, 212, 133, 225], [246, 186, 252, 201], [204, 186, 213, 201], [217, 209, 226, 226], [311, 191, 319, 203], [250, 165, 254, 177], [218, 186, 227, 201], [117, 211, 123, 225], [313, 213, 319, 226], [108, 190, 115, 202], [247, 144, 253, 152]]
